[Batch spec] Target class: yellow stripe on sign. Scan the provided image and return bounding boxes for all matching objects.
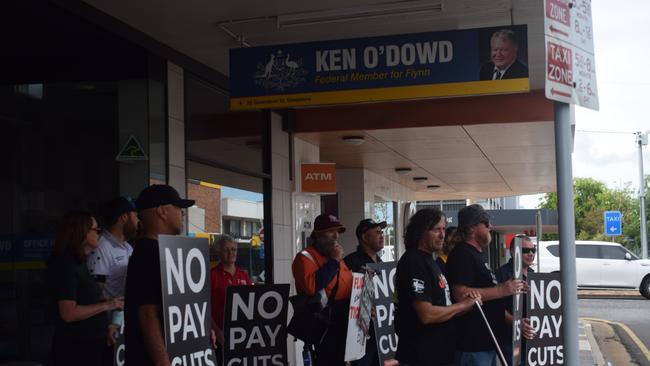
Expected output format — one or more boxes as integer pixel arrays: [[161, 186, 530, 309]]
[[14, 262, 47, 270], [231, 79, 530, 110], [199, 181, 221, 190]]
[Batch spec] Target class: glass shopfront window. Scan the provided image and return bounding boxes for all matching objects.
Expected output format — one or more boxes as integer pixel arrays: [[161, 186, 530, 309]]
[[0, 1, 166, 362], [185, 73, 271, 284]]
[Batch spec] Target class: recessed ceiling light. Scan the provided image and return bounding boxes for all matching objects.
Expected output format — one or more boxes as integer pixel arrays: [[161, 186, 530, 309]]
[[427, 185, 441, 191], [341, 136, 365, 146], [412, 176, 428, 183], [395, 167, 412, 175]]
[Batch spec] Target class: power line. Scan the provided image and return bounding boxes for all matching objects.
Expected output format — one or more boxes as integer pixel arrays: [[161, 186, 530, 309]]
[[575, 129, 636, 135]]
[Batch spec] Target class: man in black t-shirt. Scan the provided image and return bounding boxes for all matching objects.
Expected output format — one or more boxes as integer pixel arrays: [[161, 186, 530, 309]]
[[496, 235, 537, 366], [344, 218, 386, 366], [395, 208, 479, 366], [124, 185, 195, 366], [445, 204, 523, 366]]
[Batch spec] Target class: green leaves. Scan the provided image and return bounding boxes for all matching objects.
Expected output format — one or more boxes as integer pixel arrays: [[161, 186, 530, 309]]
[[539, 177, 649, 255]]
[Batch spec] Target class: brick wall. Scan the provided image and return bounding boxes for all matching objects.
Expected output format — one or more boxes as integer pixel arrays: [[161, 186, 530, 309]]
[[188, 182, 221, 233]]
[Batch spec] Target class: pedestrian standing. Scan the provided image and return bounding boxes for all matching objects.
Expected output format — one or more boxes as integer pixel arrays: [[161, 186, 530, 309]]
[[124, 184, 195, 366], [445, 204, 523, 366], [48, 210, 124, 366], [395, 208, 480, 366]]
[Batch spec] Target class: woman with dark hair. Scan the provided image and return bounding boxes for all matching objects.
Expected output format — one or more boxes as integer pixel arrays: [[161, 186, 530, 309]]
[[48, 210, 124, 366], [395, 208, 480, 366], [434, 226, 457, 275]]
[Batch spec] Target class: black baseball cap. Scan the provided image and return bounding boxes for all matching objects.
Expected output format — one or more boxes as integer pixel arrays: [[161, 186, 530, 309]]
[[103, 197, 137, 225], [136, 184, 195, 211], [458, 204, 491, 229], [356, 219, 387, 240]]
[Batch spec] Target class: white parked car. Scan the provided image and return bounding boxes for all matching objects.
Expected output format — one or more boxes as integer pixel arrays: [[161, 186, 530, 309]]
[[538, 240, 650, 299]]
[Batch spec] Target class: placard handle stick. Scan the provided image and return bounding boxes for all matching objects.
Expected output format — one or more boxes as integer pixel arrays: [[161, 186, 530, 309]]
[[475, 301, 508, 366]]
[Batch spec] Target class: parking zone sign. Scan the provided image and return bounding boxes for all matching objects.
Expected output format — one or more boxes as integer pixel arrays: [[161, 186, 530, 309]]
[[604, 211, 622, 236]]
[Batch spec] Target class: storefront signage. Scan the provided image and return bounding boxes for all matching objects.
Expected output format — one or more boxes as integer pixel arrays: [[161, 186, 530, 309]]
[[368, 262, 398, 366], [230, 25, 529, 110], [158, 235, 217, 366], [301, 163, 337, 193], [526, 272, 564, 365], [116, 135, 148, 161], [223, 284, 290, 366], [544, 0, 598, 110]]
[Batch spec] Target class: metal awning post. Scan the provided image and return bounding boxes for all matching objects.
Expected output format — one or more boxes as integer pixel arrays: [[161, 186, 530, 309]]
[[554, 101, 578, 366]]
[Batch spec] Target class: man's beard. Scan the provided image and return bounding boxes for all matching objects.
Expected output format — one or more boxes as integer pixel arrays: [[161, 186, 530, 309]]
[[313, 236, 337, 257], [480, 232, 492, 248]]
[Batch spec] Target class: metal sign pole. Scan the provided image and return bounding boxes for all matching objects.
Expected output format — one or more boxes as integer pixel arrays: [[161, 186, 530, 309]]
[[536, 210, 542, 273], [554, 102, 579, 366], [637, 132, 648, 259]]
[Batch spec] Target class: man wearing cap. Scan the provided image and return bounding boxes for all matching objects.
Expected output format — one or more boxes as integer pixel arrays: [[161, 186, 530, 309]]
[[343, 218, 386, 366], [292, 213, 353, 366], [496, 235, 537, 366], [87, 197, 138, 349], [124, 184, 195, 366], [445, 204, 524, 366]]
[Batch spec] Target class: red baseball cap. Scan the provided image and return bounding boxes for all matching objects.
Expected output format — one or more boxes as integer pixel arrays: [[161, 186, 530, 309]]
[[312, 213, 346, 234]]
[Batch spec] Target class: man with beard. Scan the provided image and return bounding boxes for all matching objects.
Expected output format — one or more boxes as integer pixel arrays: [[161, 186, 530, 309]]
[[124, 185, 195, 366], [87, 196, 138, 349], [292, 213, 353, 366], [344, 219, 386, 366], [496, 235, 537, 365], [445, 204, 524, 366], [395, 208, 480, 366]]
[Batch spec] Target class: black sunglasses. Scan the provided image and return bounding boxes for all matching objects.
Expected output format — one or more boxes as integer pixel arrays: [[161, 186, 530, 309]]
[[522, 247, 536, 254]]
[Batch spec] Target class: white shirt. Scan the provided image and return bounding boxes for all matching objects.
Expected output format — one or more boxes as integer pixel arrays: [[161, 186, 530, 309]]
[[87, 232, 133, 299]]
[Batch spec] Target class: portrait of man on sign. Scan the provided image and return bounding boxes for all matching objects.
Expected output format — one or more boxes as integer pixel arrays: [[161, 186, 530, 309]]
[[479, 28, 529, 81]]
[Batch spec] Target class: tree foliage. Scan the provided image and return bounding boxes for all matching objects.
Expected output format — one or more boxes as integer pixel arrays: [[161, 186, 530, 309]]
[[539, 176, 650, 255]]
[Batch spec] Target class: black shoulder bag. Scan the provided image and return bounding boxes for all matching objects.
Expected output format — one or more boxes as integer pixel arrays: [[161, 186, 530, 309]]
[[288, 266, 341, 345]]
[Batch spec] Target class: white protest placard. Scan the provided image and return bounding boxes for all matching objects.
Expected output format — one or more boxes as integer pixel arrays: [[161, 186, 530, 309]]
[[113, 321, 125, 366], [158, 235, 217, 366], [344, 272, 367, 362], [223, 284, 290, 366], [526, 272, 564, 365]]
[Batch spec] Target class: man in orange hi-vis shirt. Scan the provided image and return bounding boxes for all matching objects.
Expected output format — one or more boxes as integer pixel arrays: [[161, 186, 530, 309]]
[[292, 213, 353, 366]]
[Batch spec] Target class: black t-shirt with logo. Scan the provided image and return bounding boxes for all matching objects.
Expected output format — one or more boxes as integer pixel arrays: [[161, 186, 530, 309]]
[[125, 238, 163, 366], [395, 248, 456, 365], [446, 242, 505, 352]]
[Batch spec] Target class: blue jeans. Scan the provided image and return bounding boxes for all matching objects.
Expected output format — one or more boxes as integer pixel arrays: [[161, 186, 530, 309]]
[[455, 351, 497, 366]]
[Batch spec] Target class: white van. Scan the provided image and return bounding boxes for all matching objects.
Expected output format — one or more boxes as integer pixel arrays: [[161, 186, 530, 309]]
[[538, 240, 650, 299]]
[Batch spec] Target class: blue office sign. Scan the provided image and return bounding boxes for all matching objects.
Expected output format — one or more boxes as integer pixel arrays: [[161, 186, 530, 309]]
[[230, 25, 529, 110], [604, 211, 622, 236]]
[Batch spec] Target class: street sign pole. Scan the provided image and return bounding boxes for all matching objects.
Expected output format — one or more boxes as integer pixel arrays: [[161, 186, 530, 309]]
[[637, 132, 648, 259], [554, 101, 579, 366]]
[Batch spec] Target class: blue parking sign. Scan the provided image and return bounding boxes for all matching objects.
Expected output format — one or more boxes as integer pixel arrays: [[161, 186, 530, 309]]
[[604, 211, 622, 236]]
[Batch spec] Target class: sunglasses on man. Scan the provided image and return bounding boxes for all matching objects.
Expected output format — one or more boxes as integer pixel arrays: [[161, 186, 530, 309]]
[[522, 247, 536, 254]]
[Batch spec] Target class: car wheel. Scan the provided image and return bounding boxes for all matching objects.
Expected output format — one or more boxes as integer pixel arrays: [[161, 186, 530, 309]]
[[640, 275, 650, 299]]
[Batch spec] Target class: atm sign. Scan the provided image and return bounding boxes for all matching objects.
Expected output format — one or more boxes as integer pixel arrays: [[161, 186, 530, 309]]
[[301, 163, 336, 193]]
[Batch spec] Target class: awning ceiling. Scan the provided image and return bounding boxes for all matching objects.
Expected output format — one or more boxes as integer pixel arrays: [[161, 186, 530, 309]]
[[79, 0, 559, 200]]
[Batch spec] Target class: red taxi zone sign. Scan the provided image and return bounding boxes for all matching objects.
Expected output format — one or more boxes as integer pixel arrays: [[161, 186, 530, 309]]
[[546, 41, 573, 100]]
